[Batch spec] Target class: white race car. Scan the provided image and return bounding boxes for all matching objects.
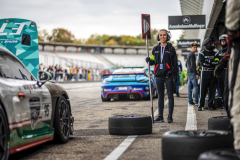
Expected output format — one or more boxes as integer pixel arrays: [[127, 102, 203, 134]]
[[0, 46, 74, 159]]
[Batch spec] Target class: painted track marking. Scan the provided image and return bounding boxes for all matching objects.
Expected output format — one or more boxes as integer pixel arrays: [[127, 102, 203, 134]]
[[185, 103, 197, 130], [103, 135, 137, 160]]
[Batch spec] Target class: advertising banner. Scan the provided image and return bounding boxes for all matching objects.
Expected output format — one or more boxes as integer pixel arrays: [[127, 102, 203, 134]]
[[169, 15, 206, 30], [178, 39, 200, 48], [141, 14, 151, 39]]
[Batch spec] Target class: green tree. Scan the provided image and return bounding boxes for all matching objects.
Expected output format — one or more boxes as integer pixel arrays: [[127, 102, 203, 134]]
[[48, 28, 75, 43], [38, 27, 49, 42]]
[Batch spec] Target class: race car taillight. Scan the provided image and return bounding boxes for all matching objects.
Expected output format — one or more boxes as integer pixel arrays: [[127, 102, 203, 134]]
[[18, 92, 25, 99]]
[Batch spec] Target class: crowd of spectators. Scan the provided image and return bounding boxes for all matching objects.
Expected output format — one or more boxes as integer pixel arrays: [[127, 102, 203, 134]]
[[39, 63, 104, 81]]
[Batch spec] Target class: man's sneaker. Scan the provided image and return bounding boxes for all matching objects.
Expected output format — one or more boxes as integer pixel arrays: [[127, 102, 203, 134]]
[[203, 105, 208, 109], [194, 102, 198, 106], [208, 106, 215, 111], [154, 116, 164, 123], [198, 107, 202, 111], [189, 102, 195, 105], [167, 115, 173, 123]]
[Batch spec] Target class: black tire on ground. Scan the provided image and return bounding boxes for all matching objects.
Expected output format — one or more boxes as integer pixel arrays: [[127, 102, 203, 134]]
[[109, 115, 152, 135], [198, 149, 239, 160], [101, 95, 110, 101], [208, 116, 231, 131], [162, 130, 234, 160], [0, 105, 9, 160], [54, 96, 70, 143]]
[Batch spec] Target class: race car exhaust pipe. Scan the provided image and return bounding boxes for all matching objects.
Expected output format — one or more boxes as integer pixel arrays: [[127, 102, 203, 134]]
[[113, 95, 118, 100], [129, 94, 135, 99]]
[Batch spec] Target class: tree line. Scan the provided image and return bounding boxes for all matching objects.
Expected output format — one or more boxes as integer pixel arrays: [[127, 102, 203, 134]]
[[38, 27, 175, 46]]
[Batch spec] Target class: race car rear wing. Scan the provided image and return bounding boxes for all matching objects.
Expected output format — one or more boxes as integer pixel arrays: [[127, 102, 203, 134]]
[[103, 73, 145, 76], [0, 18, 39, 78], [103, 72, 145, 79]]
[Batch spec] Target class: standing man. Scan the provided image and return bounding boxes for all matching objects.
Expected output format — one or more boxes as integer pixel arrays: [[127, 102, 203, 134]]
[[198, 38, 219, 111], [225, 0, 240, 157], [175, 54, 182, 97], [215, 34, 228, 109], [186, 43, 199, 105]]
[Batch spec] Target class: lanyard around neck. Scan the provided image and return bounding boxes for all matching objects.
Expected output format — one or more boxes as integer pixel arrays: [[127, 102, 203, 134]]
[[160, 44, 167, 63]]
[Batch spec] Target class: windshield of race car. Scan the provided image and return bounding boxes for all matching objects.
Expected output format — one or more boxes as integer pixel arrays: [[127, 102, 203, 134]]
[[0, 51, 35, 80]]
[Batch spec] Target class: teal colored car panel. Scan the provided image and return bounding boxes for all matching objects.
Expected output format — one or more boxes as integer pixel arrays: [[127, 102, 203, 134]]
[[0, 18, 39, 78]]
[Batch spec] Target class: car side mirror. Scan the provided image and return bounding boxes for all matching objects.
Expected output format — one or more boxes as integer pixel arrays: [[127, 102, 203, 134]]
[[37, 71, 52, 87]]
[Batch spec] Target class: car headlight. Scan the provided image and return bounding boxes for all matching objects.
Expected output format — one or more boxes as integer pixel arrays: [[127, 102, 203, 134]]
[[103, 79, 110, 84], [138, 79, 148, 83]]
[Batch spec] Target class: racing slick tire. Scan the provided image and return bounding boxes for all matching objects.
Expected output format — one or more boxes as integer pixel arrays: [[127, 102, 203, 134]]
[[109, 115, 152, 135], [101, 95, 110, 102], [162, 130, 234, 160], [0, 105, 9, 160], [198, 149, 239, 160], [54, 96, 71, 143], [208, 116, 231, 131]]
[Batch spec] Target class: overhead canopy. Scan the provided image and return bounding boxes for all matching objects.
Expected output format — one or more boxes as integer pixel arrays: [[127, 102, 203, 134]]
[[179, 0, 225, 50]]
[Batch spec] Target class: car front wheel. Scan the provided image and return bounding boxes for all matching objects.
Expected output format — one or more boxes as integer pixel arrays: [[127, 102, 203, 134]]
[[54, 96, 70, 143]]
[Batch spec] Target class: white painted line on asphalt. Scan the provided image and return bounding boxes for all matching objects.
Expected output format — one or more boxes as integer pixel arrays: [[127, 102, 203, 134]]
[[104, 85, 187, 160], [103, 135, 137, 160], [185, 104, 197, 130], [153, 85, 185, 118]]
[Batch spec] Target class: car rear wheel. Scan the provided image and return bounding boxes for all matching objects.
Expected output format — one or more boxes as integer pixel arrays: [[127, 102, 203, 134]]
[[54, 96, 70, 143], [0, 105, 9, 160]]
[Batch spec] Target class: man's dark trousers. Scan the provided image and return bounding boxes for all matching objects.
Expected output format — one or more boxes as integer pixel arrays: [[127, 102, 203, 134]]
[[199, 71, 216, 108]]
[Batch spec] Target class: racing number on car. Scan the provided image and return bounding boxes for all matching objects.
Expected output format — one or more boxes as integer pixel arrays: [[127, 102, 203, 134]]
[[0, 23, 25, 36], [44, 104, 49, 117]]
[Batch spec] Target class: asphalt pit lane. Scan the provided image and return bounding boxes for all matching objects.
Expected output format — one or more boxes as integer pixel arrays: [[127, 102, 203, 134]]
[[89, 125, 99, 128], [105, 109, 112, 110], [74, 129, 109, 136]]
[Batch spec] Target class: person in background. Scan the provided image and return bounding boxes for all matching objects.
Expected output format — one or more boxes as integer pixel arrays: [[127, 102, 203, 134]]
[[79, 67, 83, 79], [74, 66, 78, 81], [175, 54, 182, 97], [39, 63, 44, 71], [198, 38, 219, 111], [146, 29, 178, 123], [215, 34, 228, 109], [186, 43, 199, 106]]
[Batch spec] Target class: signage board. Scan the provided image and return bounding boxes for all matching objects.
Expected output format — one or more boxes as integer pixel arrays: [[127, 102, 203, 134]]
[[168, 15, 206, 30], [178, 39, 200, 48], [141, 14, 151, 39]]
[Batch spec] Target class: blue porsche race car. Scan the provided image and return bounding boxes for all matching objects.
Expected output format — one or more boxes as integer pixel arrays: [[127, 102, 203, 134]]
[[101, 68, 158, 101]]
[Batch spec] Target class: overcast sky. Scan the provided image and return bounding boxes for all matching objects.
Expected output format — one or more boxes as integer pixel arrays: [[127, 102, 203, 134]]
[[1, 0, 183, 42]]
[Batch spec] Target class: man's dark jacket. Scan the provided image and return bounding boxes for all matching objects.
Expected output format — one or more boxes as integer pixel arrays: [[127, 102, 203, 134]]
[[186, 51, 197, 75]]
